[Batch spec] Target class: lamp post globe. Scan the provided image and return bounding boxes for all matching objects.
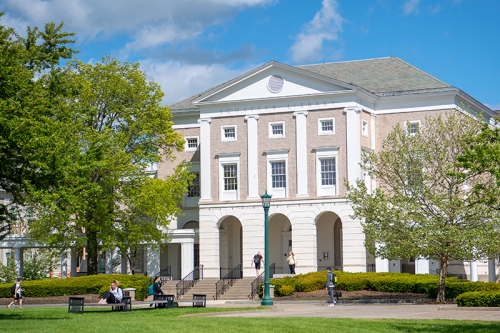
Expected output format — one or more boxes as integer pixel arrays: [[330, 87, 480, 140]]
[[261, 190, 273, 306]]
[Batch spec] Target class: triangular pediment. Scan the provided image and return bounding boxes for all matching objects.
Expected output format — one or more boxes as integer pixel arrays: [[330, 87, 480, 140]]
[[194, 61, 357, 105]]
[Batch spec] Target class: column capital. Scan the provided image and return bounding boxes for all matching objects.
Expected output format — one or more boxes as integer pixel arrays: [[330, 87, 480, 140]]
[[244, 114, 259, 121], [293, 111, 308, 117], [197, 118, 212, 124], [343, 107, 362, 114]]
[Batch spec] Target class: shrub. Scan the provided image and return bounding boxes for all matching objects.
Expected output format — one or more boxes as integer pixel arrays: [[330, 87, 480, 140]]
[[0, 274, 150, 300], [456, 291, 500, 307]]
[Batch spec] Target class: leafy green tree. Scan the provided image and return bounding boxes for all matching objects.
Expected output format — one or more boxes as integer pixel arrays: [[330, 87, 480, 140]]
[[22, 249, 60, 280], [0, 13, 77, 239], [0, 252, 17, 283], [346, 112, 500, 303], [458, 116, 500, 210], [26, 57, 192, 275]]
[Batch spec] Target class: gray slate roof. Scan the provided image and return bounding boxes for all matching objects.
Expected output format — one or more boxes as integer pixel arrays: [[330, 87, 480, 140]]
[[170, 57, 452, 111]]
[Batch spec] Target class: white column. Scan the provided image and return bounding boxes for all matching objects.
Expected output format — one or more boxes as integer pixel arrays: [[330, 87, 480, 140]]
[[146, 245, 160, 277], [488, 258, 496, 282], [13, 248, 23, 278], [341, 216, 366, 272], [470, 260, 478, 282], [344, 107, 362, 186], [60, 251, 68, 278], [415, 258, 429, 274], [375, 243, 389, 272], [245, 115, 259, 199], [181, 241, 195, 279], [198, 118, 212, 201], [294, 111, 308, 197]]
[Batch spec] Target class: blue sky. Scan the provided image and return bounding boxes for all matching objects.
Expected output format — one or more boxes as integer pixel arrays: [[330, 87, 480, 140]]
[[1, 0, 499, 109]]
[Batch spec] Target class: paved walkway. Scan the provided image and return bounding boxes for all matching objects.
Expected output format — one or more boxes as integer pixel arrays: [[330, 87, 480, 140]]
[[9, 299, 500, 321]]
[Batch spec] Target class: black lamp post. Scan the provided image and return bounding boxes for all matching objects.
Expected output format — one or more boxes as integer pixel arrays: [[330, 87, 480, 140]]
[[261, 190, 273, 306]]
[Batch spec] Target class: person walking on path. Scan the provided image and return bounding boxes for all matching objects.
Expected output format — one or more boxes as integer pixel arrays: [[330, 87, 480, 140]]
[[251, 251, 264, 277], [7, 277, 23, 309], [326, 267, 337, 307], [98, 280, 123, 304], [287, 251, 296, 274]]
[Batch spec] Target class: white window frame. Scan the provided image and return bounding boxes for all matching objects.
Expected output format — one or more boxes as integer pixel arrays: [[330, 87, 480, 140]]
[[314, 146, 339, 196], [318, 118, 335, 135], [217, 152, 240, 201], [362, 120, 368, 137], [184, 162, 200, 207], [265, 149, 289, 198], [405, 121, 421, 137], [269, 122, 285, 139], [221, 125, 237, 142], [185, 136, 199, 151]]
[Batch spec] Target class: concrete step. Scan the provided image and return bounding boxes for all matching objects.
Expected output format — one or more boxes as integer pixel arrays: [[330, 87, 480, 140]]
[[178, 279, 218, 300], [218, 278, 256, 300]]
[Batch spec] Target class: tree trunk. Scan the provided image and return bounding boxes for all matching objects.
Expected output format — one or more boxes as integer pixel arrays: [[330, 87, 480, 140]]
[[437, 259, 449, 303], [86, 230, 99, 275], [127, 249, 136, 275]]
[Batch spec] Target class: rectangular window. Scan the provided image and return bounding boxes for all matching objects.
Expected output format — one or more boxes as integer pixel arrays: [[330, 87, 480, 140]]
[[271, 161, 286, 188], [185, 137, 199, 151], [315, 147, 339, 196], [224, 127, 235, 139], [187, 173, 200, 197], [223, 164, 238, 191], [221, 126, 237, 141], [406, 121, 421, 136], [320, 158, 336, 186], [318, 118, 335, 135], [269, 122, 285, 138]]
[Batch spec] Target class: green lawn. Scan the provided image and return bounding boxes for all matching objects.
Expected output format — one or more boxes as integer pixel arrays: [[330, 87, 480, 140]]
[[0, 307, 499, 333]]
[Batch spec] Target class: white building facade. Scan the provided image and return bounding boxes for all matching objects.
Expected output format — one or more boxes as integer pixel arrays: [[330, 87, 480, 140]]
[[159, 57, 499, 281]]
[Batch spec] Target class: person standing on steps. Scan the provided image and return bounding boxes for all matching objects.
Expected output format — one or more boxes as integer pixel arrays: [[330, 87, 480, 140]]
[[7, 277, 23, 309], [287, 251, 296, 274], [251, 251, 264, 277], [326, 267, 337, 307]]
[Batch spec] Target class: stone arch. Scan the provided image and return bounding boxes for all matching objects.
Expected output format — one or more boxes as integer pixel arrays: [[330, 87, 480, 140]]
[[218, 215, 242, 278], [268, 213, 292, 274], [182, 221, 199, 229], [316, 211, 343, 271]]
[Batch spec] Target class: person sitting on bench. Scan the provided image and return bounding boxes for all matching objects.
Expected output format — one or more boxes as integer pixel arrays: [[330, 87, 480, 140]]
[[98, 280, 123, 304]]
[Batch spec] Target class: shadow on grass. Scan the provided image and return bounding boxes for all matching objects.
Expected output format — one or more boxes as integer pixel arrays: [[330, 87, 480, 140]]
[[388, 320, 500, 332]]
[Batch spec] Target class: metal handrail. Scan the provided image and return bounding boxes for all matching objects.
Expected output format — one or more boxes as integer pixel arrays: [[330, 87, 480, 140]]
[[176, 265, 203, 299], [249, 263, 275, 299], [153, 266, 171, 284], [214, 263, 242, 300]]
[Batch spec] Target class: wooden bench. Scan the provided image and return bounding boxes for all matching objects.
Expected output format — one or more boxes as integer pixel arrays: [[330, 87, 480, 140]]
[[151, 294, 175, 308], [68, 296, 132, 313], [174, 294, 207, 308]]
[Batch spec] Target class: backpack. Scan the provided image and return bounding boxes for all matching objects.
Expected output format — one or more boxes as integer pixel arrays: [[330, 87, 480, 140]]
[[254, 255, 261, 264], [148, 283, 154, 295], [11, 284, 16, 296]]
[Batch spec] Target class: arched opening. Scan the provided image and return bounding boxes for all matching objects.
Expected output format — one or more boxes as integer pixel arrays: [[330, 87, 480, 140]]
[[218, 216, 242, 278], [316, 212, 343, 271], [268, 213, 292, 274]]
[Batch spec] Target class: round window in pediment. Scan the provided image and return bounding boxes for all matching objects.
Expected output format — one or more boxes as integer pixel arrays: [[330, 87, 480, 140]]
[[267, 74, 284, 93]]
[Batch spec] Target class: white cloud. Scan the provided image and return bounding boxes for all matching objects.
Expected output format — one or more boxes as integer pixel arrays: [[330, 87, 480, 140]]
[[140, 60, 256, 106], [288, 0, 345, 64], [2, 0, 273, 50], [402, 0, 420, 15]]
